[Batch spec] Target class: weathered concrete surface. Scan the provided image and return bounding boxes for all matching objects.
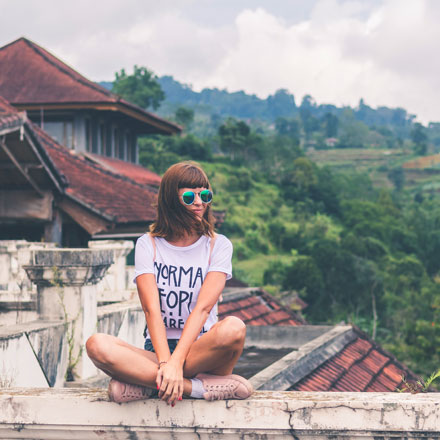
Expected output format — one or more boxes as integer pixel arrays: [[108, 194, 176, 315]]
[[0, 240, 56, 293], [0, 389, 439, 439], [0, 321, 67, 388], [88, 240, 135, 303], [245, 325, 333, 349], [24, 248, 113, 287], [23, 248, 113, 380], [0, 301, 145, 388]]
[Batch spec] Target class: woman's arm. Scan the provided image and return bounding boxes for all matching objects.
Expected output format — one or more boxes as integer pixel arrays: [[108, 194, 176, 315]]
[[158, 271, 227, 404], [136, 274, 171, 381]]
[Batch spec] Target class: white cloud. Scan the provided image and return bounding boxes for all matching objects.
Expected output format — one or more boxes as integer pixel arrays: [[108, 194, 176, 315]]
[[0, 0, 440, 122], [191, 0, 440, 123]]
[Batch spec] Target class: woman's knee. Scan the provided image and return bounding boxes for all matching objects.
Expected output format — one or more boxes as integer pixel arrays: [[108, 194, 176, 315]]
[[85, 333, 113, 364], [215, 316, 246, 348]]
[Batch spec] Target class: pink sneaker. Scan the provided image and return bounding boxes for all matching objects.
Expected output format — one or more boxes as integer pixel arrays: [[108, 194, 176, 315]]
[[108, 379, 154, 403], [196, 373, 253, 401]]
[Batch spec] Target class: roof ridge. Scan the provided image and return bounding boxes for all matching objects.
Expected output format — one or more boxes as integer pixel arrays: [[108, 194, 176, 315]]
[[19, 38, 117, 102]]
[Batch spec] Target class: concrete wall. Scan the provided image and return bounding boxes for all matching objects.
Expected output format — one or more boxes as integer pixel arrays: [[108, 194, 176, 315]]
[[0, 301, 144, 388], [0, 240, 56, 294], [0, 388, 438, 439]]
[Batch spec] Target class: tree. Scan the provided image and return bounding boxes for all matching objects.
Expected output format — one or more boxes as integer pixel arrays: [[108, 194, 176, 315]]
[[267, 89, 296, 118], [218, 118, 251, 161], [275, 117, 300, 139], [112, 65, 165, 110], [411, 122, 428, 155], [323, 112, 339, 138], [387, 167, 405, 192], [175, 106, 194, 129]]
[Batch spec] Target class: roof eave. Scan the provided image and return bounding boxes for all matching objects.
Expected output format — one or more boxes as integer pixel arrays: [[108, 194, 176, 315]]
[[13, 102, 182, 135]]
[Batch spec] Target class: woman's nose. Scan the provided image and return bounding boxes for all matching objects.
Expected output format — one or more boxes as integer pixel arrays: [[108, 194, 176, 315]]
[[193, 193, 203, 205]]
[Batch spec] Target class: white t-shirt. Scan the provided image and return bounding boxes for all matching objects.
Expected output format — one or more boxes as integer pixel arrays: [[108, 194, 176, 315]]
[[134, 233, 233, 339]]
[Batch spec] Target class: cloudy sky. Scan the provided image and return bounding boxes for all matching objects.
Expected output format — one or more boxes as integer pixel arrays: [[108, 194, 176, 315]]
[[0, 0, 439, 123]]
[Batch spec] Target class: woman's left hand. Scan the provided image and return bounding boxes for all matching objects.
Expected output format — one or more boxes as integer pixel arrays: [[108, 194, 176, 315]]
[[156, 359, 184, 406]]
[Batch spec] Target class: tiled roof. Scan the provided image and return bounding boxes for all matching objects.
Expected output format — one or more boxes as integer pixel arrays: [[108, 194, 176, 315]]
[[0, 38, 180, 134], [225, 277, 249, 288], [0, 96, 25, 131], [290, 327, 418, 392], [219, 289, 306, 326], [34, 126, 157, 224], [83, 153, 161, 187]]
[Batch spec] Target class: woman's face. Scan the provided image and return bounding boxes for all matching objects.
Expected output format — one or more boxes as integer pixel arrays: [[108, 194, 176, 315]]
[[178, 187, 209, 220]]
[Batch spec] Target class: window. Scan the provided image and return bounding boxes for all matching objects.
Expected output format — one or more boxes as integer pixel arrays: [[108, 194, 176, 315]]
[[45, 121, 74, 149], [118, 130, 125, 160], [105, 125, 112, 157], [114, 128, 119, 158], [99, 123, 105, 155], [85, 119, 91, 152]]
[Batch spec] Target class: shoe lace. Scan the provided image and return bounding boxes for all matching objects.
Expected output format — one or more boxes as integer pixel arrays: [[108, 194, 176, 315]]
[[206, 382, 236, 400], [123, 384, 150, 398]]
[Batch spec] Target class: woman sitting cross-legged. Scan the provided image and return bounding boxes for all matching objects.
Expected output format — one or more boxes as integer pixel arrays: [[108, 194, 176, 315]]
[[86, 161, 253, 406]]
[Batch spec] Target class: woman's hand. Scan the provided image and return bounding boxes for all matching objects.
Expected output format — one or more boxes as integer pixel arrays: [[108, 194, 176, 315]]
[[156, 359, 184, 406]]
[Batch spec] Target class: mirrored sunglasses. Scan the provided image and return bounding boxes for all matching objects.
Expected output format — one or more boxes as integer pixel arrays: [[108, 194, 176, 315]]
[[181, 189, 213, 205]]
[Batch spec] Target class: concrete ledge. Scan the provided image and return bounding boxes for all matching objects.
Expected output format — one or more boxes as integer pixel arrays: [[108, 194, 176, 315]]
[[0, 388, 439, 439]]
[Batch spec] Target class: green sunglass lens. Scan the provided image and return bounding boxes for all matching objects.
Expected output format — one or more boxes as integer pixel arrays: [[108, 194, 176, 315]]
[[182, 191, 195, 205], [200, 190, 213, 203]]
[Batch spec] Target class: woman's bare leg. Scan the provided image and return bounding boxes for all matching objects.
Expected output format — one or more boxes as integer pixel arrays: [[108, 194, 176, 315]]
[[86, 333, 193, 394], [183, 316, 246, 379], [86, 315, 246, 397]]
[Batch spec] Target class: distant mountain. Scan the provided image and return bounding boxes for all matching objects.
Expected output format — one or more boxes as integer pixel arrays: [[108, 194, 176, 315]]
[[157, 76, 297, 121], [99, 76, 416, 137]]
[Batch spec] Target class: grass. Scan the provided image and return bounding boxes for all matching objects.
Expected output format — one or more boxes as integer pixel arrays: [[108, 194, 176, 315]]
[[232, 253, 295, 286]]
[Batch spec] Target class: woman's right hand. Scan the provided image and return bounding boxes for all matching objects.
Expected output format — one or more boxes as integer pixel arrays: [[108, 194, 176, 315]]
[[156, 359, 184, 406]]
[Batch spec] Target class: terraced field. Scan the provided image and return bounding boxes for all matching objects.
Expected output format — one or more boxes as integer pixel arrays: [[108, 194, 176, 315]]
[[306, 148, 440, 192]]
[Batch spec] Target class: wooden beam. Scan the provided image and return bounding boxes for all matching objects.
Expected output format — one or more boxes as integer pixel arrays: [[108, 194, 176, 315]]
[[0, 137, 44, 197], [0, 190, 53, 220], [0, 163, 44, 171], [58, 198, 111, 235], [23, 128, 64, 193]]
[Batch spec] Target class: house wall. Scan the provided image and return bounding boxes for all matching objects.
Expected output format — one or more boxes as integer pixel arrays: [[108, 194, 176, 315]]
[[28, 110, 139, 163]]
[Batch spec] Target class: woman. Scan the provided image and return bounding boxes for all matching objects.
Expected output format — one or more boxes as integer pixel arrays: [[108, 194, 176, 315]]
[[86, 161, 253, 406]]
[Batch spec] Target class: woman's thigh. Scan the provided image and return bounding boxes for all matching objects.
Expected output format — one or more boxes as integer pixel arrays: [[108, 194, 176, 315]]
[[87, 333, 158, 364]]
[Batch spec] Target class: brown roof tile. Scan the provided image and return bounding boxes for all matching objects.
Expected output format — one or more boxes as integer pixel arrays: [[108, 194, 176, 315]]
[[35, 125, 157, 225], [290, 327, 418, 393], [84, 153, 162, 187], [218, 290, 305, 326], [0, 96, 25, 131], [0, 38, 180, 135]]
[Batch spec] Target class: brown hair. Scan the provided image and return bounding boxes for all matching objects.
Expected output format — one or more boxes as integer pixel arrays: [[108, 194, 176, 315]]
[[149, 161, 215, 239]]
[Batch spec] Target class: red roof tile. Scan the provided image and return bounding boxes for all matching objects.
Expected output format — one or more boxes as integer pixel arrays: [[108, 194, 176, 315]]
[[0, 96, 25, 131], [35, 125, 157, 224], [290, 328, 418, 392], [83, 153, 161, 187], [0, 38, 180, 135], [218, 290, 305, 326]]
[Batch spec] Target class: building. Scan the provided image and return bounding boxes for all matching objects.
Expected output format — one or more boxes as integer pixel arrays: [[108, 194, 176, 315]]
[[0, 97, 159, 245], [0, 37, 181, 162]]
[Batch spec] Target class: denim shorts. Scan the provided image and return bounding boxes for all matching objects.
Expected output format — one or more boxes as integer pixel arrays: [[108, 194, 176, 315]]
[[144, 338, 179, 354]]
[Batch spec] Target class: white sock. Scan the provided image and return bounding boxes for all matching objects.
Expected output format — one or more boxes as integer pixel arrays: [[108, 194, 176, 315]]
[[190, 378, 206, 398]]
